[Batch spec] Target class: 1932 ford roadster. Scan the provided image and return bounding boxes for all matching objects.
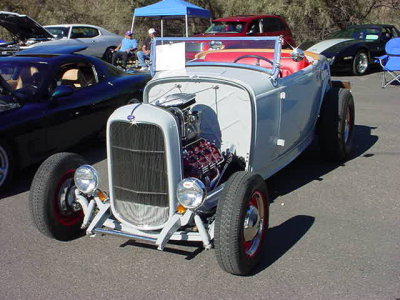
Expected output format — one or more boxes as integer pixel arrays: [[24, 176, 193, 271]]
[[30, 37, 355, 275]]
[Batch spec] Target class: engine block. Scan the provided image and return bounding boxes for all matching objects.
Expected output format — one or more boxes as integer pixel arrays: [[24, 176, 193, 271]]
[[182, 139, 224, 188]]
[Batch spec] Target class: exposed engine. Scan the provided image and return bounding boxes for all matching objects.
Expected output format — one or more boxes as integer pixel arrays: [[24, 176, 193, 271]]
[[155, 93, 245, 191], [182, 138, 224, 189]]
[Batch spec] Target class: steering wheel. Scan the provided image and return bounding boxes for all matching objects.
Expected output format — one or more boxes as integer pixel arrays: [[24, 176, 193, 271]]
[[233, 55, 273, 67]]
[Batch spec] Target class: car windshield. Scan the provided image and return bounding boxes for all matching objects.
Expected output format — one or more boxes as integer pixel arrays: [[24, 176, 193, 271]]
[[328, 27, 381, 41], [45, 26, 70, 38], [152, 37, 281, 77], [0, 61, 48, 93], [205, 22, 245, 34]]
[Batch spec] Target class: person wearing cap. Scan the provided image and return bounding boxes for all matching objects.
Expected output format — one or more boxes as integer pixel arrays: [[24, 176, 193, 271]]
[[137, 28, 156, 71], [111, 31, 138, 69]]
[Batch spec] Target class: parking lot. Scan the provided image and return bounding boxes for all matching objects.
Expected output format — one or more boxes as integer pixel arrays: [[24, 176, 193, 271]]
[[0, 71, 399, 299]]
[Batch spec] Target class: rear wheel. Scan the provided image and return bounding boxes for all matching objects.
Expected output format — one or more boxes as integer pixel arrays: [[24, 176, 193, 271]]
[[30, 152, 87, 241], [319, 87, 355, 161], [352, 50, 369, 75], [214, 171, 269, 275]]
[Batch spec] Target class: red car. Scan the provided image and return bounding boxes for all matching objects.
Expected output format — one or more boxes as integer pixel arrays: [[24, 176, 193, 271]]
[[197, 15, 296, 48]]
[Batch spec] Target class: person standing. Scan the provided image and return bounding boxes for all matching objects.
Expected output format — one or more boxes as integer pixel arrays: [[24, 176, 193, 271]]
[[112, 31, 138, 69], [137, 28, 156, 71]]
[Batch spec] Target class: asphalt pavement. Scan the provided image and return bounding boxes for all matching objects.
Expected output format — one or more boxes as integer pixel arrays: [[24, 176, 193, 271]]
[[0, 71, 399, 299]]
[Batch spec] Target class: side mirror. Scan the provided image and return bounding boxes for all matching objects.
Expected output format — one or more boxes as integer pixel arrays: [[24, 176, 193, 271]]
[[291, 48, 305, 62], [51, 85, 74, 99]]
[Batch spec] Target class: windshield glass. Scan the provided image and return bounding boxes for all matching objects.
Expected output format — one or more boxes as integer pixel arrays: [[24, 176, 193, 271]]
[[0, 61, 48, 94], [328, 27, 381, 40], [205, 22, 245, 34], [152, 37, 281, 77], [45, 26, 70, 38]]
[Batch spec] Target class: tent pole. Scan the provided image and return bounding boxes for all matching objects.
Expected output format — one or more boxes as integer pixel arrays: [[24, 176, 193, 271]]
[[185, 14, 188, 37], [131, 15, 135, 32], [161, 17, 164, 38]]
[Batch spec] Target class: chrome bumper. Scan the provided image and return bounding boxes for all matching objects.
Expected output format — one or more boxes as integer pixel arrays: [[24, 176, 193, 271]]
[[75, 190, 213, 250]]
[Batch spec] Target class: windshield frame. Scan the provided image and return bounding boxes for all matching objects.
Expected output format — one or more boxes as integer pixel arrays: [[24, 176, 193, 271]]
[[150, 36, 282, 80]]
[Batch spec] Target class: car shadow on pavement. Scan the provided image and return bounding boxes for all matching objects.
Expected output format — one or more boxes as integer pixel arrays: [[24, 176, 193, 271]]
[[0, 140, 107, 199], [267, 124, 378, 202], [119, 239, 204, 260], [251, 125, 377, 274], [252, 215, 315, 275]]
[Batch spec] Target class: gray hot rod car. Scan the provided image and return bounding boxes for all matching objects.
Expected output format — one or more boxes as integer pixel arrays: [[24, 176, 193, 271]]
[[30, 37, 355, 275]]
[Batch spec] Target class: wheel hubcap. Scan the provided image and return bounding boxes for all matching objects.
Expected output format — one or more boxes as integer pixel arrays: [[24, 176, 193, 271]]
[[356, 53, 368, 74], [243, 191, 265, 257], [0, 145, 9, 186], [54, 169, 83, 226]]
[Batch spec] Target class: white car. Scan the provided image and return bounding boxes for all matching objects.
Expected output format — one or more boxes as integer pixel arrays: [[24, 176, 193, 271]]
[[0, 11, 122, 60], [30, 36, 355, 276]]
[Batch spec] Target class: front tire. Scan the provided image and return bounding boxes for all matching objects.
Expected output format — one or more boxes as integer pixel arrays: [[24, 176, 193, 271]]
[[319, 87, 355, 161], [352, 50, 369, 75], [0, 141, 14, 192], [30, 152, 87, 241], [214, 172, 269, 275]]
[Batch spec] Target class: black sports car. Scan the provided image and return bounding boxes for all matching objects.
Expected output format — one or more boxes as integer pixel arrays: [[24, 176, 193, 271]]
[[0, 45, 150, 190], [307, 24, 400, 75]]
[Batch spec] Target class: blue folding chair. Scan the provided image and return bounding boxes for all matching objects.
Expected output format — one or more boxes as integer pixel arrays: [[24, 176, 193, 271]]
[[376, 37, 400, 88]]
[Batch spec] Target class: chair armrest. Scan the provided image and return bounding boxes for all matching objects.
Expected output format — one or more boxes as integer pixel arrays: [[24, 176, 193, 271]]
[[375, 54, 388, 63]]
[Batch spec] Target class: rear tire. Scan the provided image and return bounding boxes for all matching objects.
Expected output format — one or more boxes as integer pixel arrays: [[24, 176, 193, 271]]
[[30, 152, 87, 241], [214, 171, 269, 275], [319, 87, 355, 161]]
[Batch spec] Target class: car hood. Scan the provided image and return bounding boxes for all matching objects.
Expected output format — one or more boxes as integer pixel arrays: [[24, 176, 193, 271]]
[[0, 11, 53, 40], [307, 38, 354, 54]]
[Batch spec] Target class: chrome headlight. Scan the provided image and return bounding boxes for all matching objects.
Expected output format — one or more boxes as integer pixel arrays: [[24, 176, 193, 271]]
[[177, 178, 206, 209], [74, 165, 99, 194]]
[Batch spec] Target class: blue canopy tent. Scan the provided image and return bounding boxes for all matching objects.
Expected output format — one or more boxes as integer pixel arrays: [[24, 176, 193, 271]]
[[131, 0, 211, 37]]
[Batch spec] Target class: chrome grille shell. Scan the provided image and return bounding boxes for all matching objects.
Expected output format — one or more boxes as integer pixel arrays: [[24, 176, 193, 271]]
[[107, 104, 182, 230]]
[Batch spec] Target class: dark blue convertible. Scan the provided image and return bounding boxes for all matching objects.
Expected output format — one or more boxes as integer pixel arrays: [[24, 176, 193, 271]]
[[0, 46, 150, 190]]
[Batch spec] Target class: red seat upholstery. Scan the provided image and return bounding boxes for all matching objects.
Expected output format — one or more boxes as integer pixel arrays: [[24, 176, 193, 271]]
[[202, 51, 310, 77]]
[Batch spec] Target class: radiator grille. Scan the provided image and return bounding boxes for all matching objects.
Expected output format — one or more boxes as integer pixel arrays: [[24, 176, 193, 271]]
[[110, 121, 169, 227]]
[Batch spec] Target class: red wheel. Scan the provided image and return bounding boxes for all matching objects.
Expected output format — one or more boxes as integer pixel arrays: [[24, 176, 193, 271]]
[[52, 169, 83, 227], [30, 153, 87, 241], [242, 191, 267, 257], [215, 172, 269, 275]]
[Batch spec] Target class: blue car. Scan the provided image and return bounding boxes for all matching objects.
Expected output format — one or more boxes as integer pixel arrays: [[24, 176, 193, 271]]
[[0, 46, 150, 190]]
